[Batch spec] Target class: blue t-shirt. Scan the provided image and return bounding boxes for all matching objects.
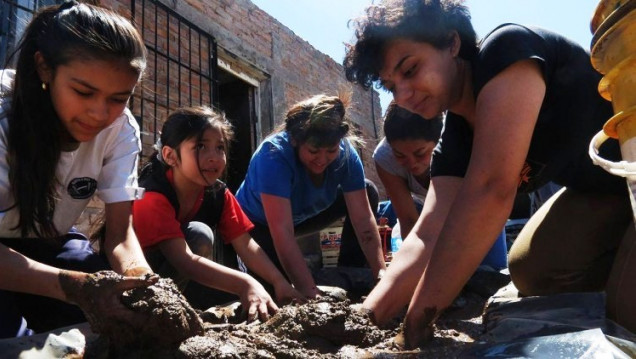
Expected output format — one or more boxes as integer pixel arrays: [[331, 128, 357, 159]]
[[236, 132, 365, 225]]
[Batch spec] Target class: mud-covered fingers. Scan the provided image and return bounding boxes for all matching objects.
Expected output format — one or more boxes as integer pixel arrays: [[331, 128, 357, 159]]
[[402, 309, 437, 349], [266, 299, 279, 315], [246, 302, 258, 322], [403, 322, 434, 349], [258, 301, 272, 322], [114, 275, 158, 292], [350, 304, 378, 324], [122, 266, 155, 277], [275, 283, 304, 305]]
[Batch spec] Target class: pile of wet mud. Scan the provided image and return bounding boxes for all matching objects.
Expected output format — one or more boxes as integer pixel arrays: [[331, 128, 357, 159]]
[[82, 269, 508, 358]]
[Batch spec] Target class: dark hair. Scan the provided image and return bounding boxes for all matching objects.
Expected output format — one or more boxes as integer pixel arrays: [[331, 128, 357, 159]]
[[383, 101, 443, 143], [344, 0, 477, 89], [4, 1, 146, 237], [141, 106, 233, 185], [278, 93, 356, 148]]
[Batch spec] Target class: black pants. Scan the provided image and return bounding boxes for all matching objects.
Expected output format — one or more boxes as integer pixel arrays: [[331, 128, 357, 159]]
[[0, 232, 109, 336], [249, 179, 379, 285]]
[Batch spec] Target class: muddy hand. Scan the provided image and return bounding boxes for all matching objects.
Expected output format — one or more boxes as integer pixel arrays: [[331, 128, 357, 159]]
[[273, 280, 306, 305], [350, 304, 378, 324], [59, 270, 158, 332], [396, 307, 438, 349], [241, 280, 279, 323], [123, 266, 155, 277]]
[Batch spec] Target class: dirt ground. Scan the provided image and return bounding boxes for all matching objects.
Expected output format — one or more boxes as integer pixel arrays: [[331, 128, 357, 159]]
[[79, 268, 508, 358]]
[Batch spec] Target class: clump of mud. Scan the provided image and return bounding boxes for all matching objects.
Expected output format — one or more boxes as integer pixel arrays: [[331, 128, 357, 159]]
[[83, 275, 203, 357], [260, 293, 392, 349], [173, 290, 396, 359], [82, 269, 507, 358]]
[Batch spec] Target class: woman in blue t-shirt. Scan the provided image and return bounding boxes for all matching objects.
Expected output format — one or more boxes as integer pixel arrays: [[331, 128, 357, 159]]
[[344, 0, 635, 347], [236, 94, 387, 299]]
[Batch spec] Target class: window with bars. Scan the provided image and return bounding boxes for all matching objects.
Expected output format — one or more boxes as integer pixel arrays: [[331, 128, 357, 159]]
[[130, 0, 218, 157], [0, 0, 60, 67], [0, 0, 219, 160]]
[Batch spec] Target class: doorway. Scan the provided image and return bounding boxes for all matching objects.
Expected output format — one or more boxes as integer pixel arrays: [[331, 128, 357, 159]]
[[217, 67, 257, 193]]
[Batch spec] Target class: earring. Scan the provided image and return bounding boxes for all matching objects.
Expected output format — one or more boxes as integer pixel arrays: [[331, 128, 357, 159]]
[[41, 82, 47, 91]]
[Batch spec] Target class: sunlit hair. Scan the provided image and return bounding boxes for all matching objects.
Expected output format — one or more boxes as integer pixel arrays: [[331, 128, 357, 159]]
[[141, 106, 234, 186], [275, 93, 362, 149], [344, 0, 477, 89], [383, 101, 443, 143], [1, 1, 146, 238]]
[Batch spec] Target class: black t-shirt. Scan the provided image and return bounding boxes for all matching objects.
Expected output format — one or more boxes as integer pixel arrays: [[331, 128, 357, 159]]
[[431, 24, 625, 194]]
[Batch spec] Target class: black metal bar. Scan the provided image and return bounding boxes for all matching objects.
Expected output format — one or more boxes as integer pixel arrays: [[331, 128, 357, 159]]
[[127, 0, 217, 149], [188, 25, 192, 105], [153, 0, 158, 143], [177, 15, 181, 107], [211, 39, 218, 107], [198, 32, 202, 105]]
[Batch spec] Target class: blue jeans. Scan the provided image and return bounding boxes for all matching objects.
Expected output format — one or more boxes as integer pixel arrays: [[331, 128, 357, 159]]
[[143, 221, 241, 309], [143, 221, 215, 291], [0, 231, 109, 337]]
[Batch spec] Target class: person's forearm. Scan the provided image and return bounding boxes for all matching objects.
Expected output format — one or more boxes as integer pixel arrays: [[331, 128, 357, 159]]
[[408, 188, 513, 322], [0, 244, 68, 301], [363, 234, 429, 324], [184, 255, 258, 295], [398, 215, 417, 240], [237, 240, 289, 288], [353, 217, 387, 277], [104, 226, 151, 275], [276, 243, 316, 293], [103, 202, 152, 275]]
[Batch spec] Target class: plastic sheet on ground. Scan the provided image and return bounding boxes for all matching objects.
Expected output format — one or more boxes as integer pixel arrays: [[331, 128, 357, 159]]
[[460, 283, 636, 358], [0, 323, 94, 359], [462, 328, 635, 358]]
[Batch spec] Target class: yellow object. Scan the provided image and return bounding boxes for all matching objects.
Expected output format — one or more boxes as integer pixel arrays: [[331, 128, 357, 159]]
[[590, 0, 634, 34], [603, 107, 636, 139], [598, 56, 636, 107], [616, 109, 636, 146], [589, 0, 636, 223], [591, 8, 636, 74]]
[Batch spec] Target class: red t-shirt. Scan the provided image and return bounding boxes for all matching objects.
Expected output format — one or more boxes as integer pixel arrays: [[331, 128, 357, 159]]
[[133, 173, 254, 248]]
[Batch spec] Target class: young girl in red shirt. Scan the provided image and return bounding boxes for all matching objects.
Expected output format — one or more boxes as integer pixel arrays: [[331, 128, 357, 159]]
[[133, 107, 302, 321]]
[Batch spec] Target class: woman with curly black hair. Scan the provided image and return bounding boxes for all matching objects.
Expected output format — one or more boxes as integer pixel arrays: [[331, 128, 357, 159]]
[[344, 0, 634, 347]]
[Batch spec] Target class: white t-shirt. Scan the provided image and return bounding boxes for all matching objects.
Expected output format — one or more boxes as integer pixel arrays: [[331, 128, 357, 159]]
[[0, 69, 144, 238], [372, 137, 427, 204]]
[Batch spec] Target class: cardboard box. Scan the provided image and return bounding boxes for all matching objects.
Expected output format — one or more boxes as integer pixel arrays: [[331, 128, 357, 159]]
[[320, 226, 342, 267]]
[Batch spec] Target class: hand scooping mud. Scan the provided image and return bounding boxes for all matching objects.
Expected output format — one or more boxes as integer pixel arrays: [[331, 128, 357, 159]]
[[273, 279, 306, 305], [59, 269, 158, 334], [395, 306, 439, 349], [241, 278, 280, 322]]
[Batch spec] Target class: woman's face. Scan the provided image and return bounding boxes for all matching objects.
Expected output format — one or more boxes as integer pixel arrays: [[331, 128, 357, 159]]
[[379, 38, 460, 119], [390, 138, 436, 176], [40, 58, 140, 143], [297, 142, 340, 176]]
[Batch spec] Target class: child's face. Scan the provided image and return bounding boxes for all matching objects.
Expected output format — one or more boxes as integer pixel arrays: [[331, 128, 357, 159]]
[[297, 142, 340, 176], [389, 138, 436, 177], [379, 38, 459, 120], [176, 127, 227, 187], [44, 59, 139, 143]]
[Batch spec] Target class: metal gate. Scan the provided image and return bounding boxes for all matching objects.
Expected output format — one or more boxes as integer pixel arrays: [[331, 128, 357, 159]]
[[0, 0, 219, 156], [130, 0, 218, 153], [0, 0, 59, 67]]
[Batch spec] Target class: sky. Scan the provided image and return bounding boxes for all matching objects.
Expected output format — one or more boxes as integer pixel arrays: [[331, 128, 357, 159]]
[[250, 0, 602, 114]]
